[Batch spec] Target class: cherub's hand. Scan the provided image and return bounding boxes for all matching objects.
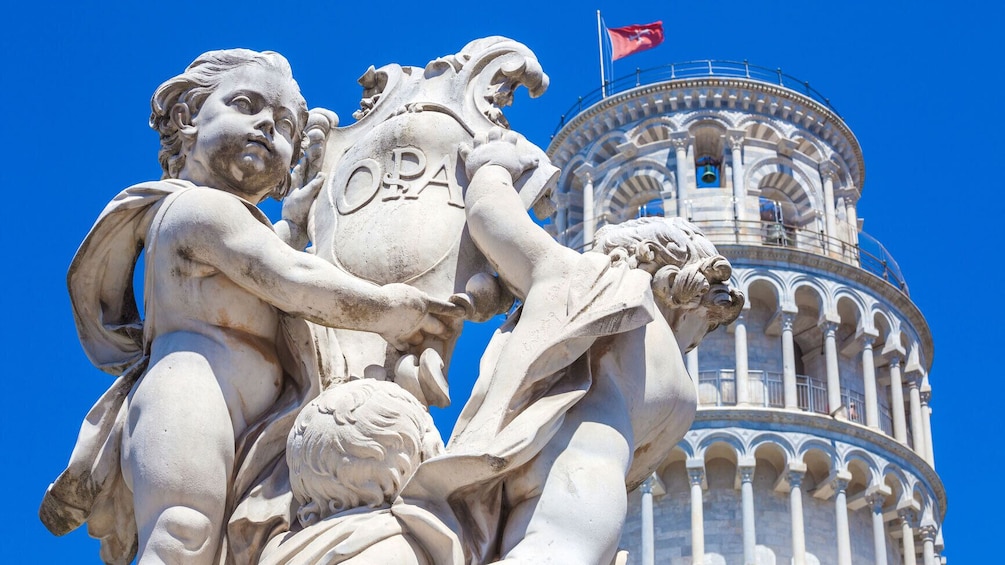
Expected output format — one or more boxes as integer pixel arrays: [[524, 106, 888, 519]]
[[282, 172, 324, 231], [459, 126, 539, 182], [381, 283, 467, 351]]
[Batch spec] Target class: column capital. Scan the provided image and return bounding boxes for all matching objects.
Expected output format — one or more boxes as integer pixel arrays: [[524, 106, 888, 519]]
[[773, 461, 807, 493], [819, 319, 839, 337], [670, 132, 691, 151], [571, 163, 595, 184], [920, 388, 932, 405], [819, 161, 839, 181], [886, 353, 903, 368], [812, 469, 851, 500], [864, 492, 886, 512], [726, 131, 745, 151], [686, 458, 707, 489], [735, 462, 756, 487], [898, 509, 919, 528], [687, 467, 706, 487], [836, 185, 860, 203], [904, 371, 923, 389], [918, 523, 938, 542], [780, 310, 796, 330]]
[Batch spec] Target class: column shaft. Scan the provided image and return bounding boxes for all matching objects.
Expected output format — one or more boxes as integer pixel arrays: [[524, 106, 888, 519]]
[[640, 478, 654, 565], [901, 518, 917, 565], [688, 467, 705, 565], [834, 479, 852, 565], [673, 140, 689, 218], [729, 137, 745, 223], [921, 396, 935, 468], [823, 322, 842, 418], [582, 176, 595, 250], [862, 337, 880, 428], [739, 466, 756, 565], [781, 313, 798, 409], [735, 312, 750, 405], [889, 357, 908, 444], [822, 170, 837, 246], [788, 472, 806, 565], [868, 495, 888, 565], [907, 377, 925, 456], [920, 526, 937, 565]]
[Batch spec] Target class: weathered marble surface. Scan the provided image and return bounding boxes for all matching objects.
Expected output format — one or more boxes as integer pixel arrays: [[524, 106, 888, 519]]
[[41, 39, 742, 565]]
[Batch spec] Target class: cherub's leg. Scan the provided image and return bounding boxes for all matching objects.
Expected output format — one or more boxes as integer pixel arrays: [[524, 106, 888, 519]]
[[122, 352, 235, 565], [497, 359, 633, 565]]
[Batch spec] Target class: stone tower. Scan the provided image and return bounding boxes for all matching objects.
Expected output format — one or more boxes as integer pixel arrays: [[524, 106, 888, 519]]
[[546, 61, 945, 565]]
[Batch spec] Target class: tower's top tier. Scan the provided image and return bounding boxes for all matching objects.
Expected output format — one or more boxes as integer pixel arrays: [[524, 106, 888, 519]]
[[546, 60, 907, 295]]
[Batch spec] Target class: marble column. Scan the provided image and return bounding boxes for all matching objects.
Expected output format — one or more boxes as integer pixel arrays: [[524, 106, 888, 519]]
[[687, 463, 706, 565], [781, 311, 798, 409], [735, 310, 750, 405], [582, 173, 595, 250], [861, 335, 880, 428], [738, 464, 757, 565], [921, 389, 935, 468], [640, 476, 655, 565], [671, 135, 690, 219], [843, 188, 861, 248], [822, 321, 843, 418], [899, 508, 918, 565], [919, 525, 938, 565], [785, 465, 808, 565], [820, 163, 838, 250], [888, 355, 908, 444], [833, 475, 852, 565], [728, 132, 745, 223], [556, 190, 568, 245], [866, 492, 888, 565], [906, 373, 925, 456]]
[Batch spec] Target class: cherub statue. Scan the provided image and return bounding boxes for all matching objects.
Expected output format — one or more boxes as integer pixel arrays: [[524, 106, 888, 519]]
[[259, 379, 463, 564], [402, 129, 743, 564], [39, 49, 461, 565]]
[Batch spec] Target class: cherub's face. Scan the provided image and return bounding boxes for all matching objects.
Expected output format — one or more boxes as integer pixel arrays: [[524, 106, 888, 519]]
[[187, 64, 303, 200]]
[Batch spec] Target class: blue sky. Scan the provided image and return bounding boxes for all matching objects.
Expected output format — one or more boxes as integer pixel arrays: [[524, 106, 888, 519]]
[[3, 0, 1000, 561]]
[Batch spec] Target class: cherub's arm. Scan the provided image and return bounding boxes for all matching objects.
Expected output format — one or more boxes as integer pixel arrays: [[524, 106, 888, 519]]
[[171, 189, 462, 348], [461, 129, 579, 300]]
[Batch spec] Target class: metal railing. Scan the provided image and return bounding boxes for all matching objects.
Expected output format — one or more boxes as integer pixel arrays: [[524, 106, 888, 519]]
[[558, 216, 909, 295], [553, 60, 840, 136], [796, 374, 829, 415]]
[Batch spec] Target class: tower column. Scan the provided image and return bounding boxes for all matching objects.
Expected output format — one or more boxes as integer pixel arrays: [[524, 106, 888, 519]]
[[687, 460, 706, 565], [780, 462, 808, 565], [899, 508, 918, 565], [820, 163, 838, 249], [728, 131, 745, 223], [735, 310, 750, 405], [781, 311, 798, 409], [640, 475, 655, 565], [833, 473, 853, 565], [822, 320, 843, 418], [888, 355, 908, 444], [906, 372, 926, 455], [582, 172, 595, 249], [737, 462, 757, 565], [671, 134, 690, 218], [921, 388, 935, 467], [861, 334, 880, 428], [866, 491, 889, 565], [841, 187, 861, 248], [919, 524, 938, 565]]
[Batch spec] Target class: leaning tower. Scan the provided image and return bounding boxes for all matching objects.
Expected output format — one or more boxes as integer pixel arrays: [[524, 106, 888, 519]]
[[546, 61, 945, 565]]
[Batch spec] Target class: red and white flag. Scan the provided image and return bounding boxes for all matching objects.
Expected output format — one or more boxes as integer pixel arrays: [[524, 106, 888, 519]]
[[607, 21, 664, 60]]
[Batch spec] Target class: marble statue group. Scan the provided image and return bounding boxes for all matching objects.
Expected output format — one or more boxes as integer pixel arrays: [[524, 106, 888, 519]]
[[40, 38, 743, 565]]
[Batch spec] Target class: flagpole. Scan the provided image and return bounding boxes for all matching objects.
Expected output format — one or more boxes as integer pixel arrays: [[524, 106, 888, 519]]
[[597, 10, 607, 98]]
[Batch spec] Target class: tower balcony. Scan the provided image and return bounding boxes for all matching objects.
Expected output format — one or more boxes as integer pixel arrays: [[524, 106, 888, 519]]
[[551, 59, 842, 138]]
